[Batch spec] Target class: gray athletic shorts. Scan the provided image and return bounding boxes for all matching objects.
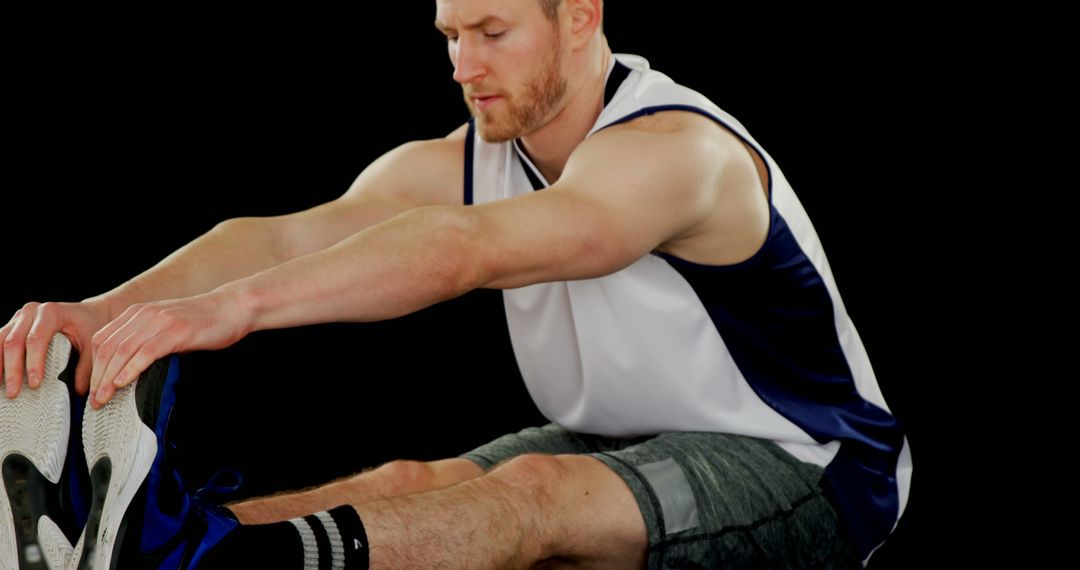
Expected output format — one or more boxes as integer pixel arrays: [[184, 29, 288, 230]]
[[459, 422, 862, 569]]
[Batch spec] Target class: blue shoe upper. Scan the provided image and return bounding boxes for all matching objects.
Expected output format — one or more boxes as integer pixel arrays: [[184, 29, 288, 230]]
[[117, 356, 242, 569], [176, 495, 240, 570], [65, 388, 90, 529]]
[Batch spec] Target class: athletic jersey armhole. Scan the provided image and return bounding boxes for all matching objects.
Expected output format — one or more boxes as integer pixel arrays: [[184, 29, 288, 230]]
[[464, 119, 476, 206], [598, 105, 777, 272]]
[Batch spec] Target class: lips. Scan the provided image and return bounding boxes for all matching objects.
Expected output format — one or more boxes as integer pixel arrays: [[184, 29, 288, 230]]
[[472, 94, 502, 111]]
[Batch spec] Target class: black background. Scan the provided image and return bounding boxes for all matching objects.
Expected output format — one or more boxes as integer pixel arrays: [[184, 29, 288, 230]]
[[3, 4, 987, 568]]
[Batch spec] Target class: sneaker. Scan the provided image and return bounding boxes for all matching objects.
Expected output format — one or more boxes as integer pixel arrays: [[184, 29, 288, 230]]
[[70, 355, 239, 569], [0, 333, 83, 569]]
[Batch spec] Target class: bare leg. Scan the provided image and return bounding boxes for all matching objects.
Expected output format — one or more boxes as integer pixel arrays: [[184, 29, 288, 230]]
[[359, 454, 648, 570], [227, 458, 486, 524]]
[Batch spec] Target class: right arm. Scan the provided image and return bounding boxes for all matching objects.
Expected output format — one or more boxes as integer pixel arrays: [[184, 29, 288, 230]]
[[2, 125, 468, 397], [87, 129, 468, 320]]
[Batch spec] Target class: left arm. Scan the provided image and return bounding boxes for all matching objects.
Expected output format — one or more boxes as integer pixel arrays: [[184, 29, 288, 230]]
[[246, 114, 730, 325], [89, 113, 732, 403]]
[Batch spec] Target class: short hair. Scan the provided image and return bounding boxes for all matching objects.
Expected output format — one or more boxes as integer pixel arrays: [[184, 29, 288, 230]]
[[539, 0, 561, 21], [539, 0, 603, 24]]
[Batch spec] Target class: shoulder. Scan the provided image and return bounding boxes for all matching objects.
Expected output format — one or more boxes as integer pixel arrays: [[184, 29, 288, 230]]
[[340, 124, 470, 208], [605, 111, 771, 265], [569, 110, 746, 185], [392, 123, 469, 165], [600, 109, 746, 158], [372, 124, 468, 184], [445, 122, 470, 141]]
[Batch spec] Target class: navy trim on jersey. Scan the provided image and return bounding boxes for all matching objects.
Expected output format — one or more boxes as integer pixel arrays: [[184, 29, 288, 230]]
[[468, 61, 902, 558], [658, 210, 903, 557], [598, 104, 740, 134], [602, 103, 779, 266], [605, 104, 903, 558], [464, 120, 476, 206], [515, 143, 546, 191], [604, 60, 632, 107], [598, 105, 778, 214], [509, 59, 634, 194]]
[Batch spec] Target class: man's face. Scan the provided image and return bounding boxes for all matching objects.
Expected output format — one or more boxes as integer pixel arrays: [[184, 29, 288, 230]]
[[436, 0, 567, 142]]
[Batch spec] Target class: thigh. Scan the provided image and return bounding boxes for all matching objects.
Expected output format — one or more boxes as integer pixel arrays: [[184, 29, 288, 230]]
[[587, 432, 862, 570], [458, 422, 652, 471]]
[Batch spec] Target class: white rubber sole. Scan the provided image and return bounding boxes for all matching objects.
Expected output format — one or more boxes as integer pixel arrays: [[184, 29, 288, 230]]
[[36, 516, 71, 570], [0, 333, 74, 570], [69, 367, 156, 570]]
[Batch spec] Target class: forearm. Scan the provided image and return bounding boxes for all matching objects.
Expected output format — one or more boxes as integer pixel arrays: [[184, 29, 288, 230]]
[[224, 206, 479, 333], [84, 217, 287, 320]]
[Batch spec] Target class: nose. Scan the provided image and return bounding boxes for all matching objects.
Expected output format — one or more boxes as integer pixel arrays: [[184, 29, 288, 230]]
[[451, 35, 485, 85]]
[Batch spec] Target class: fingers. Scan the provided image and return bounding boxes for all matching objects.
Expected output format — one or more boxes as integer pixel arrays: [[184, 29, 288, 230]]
[[3, 299, 146, 402], [0, 322, 9, 395], [89, 304, 178, 409], [3, 303, 37, 399], [88, 305, 146, 407], [91, 330, 143, 405], [93, 339, 165, 407], [24, 304, 61, 390], [111, 334, 163, 390]]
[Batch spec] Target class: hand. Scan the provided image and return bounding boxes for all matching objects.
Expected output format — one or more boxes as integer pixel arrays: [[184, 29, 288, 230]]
[[2, 300, 112, 400], [89, 289, 251, 408]]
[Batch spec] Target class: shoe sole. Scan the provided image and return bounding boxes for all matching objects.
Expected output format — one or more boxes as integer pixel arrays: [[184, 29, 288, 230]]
[[71, 362, 160, 570], [0, 334, 73, 570]]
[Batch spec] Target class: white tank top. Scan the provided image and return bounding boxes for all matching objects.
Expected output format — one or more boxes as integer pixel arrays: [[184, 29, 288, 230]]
[[464, 53, 911, 562]]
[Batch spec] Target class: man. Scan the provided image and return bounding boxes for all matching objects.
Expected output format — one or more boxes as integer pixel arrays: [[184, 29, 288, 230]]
[[0, 0, 911, 568]]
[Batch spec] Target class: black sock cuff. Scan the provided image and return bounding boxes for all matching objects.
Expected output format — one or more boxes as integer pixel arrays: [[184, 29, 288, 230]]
[[199, 518, 303, 569], [328, 504, 369, 570]]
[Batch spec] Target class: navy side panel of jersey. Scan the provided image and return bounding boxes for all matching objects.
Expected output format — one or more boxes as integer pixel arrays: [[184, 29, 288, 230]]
[[655, 212, 903, 558], [595, 102, 904, 558]]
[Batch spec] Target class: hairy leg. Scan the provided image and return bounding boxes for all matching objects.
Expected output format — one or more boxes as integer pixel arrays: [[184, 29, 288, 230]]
[[227, 458, 486, 524], [359, 453, 648, 569]]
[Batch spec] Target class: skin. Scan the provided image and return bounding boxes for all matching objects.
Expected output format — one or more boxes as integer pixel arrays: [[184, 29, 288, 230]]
[[2, 0, 772, 566]]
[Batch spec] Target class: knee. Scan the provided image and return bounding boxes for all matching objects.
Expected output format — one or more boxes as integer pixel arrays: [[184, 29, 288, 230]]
[[488, 453, 565, 491], [484, 455, 567, 560], [485, 454, 574, 526], [373, 459, 433, 495], [489, 454, 649, 566]]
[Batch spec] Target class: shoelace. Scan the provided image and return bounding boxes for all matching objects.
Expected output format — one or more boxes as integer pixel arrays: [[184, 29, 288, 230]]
[[138, 466, 245, 567], [161, 438, 244, 504], [194, 468, 245, 504], [167, 469, 244, 567]]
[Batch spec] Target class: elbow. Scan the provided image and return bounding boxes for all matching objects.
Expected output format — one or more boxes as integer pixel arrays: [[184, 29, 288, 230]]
[[213, 216, 289, 263], [212, 217, 259, 232], [411, 205, 487, 299]]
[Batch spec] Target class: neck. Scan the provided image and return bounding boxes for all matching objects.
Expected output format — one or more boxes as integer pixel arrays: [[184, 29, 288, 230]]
[[519, 41, 612, 184]]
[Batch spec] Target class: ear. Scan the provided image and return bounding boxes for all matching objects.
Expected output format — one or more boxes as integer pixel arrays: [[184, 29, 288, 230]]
[[567, 0, 602, 50]]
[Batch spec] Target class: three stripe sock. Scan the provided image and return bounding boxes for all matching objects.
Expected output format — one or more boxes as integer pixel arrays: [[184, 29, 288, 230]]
[[201, 504, 369, 569]]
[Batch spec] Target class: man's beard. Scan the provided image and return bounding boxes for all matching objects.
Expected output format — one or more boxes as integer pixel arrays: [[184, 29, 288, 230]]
[[466, 41, 567, 143]]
